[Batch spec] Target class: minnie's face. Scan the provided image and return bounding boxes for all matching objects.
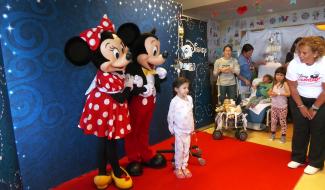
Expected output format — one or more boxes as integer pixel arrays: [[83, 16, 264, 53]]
[[137, 36, 166, 70], [100, 34, 130, 72]]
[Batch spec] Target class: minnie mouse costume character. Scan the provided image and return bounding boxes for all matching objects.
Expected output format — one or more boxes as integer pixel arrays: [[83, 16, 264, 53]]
[[117, 23, 168, 176], [64, 15, 133, 189]]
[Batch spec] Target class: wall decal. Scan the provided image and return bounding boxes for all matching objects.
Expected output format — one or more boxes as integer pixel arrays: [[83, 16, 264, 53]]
[[236, 6, 248, 16]]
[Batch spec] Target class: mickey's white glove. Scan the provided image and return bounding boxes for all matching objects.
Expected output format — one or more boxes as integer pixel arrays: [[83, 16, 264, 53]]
[[156, 67, 167, 79], [124, 74, 134, 89], [134, 75, 143, 87], [142, 84, 154, 97]]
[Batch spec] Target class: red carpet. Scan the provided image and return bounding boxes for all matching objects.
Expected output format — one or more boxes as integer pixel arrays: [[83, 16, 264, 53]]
[[53, 132, 304, 190]]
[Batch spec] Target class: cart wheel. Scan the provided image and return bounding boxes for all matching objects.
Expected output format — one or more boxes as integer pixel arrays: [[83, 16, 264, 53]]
[[198, 158, 206, 166], [195, 148, 202, 155], [235, 130, 240, 139], [239, 131, 248, 141], [212, 130, 223, 140]]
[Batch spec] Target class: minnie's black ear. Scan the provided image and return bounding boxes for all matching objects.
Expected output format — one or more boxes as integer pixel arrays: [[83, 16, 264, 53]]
[[150, 28, 156, 35], [64, 37, 91, 66], [117, 23, 140, 47]]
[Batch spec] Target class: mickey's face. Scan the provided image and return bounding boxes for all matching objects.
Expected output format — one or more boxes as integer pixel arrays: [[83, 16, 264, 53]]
[[137, 36, 166, 70], [100, 34, 130, 72]]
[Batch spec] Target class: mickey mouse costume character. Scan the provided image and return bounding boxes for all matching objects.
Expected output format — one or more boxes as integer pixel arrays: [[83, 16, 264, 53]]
[[117, 23, 168, 176], [64, 15, 133, 189]]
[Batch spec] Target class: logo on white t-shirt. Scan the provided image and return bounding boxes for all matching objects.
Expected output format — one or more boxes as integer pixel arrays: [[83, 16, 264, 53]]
[[297, 72, 320, 83]]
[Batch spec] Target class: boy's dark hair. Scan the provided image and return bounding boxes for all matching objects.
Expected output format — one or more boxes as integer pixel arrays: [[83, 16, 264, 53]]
[[290, 37, 303, 54], [273, 66, 286, 87], [241, 43, 254, 53], [285, 37, 303, 63], [172, 77, 190, 95]]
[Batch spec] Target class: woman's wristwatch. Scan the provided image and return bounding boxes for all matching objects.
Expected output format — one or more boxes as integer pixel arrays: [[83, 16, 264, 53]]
[[311, 104, 319, 112]]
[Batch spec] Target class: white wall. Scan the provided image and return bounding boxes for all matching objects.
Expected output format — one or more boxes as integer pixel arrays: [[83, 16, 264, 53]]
[[208, 6, 325, 63]]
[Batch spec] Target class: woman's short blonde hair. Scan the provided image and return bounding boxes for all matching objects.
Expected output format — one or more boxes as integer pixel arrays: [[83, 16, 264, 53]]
[[297, 36, 325, 60]]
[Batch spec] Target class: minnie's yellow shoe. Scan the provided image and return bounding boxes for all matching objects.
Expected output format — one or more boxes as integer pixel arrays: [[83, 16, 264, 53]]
[[94, 175, 112, 190], [111, 167, 133, 189]]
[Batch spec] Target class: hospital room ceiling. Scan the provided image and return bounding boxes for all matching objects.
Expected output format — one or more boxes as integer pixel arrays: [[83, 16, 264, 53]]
[[174, 0, 325, 21]]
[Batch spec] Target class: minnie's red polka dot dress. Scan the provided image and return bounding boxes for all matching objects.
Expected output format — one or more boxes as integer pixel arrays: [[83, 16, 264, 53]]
[[78, 71, 131, 140]]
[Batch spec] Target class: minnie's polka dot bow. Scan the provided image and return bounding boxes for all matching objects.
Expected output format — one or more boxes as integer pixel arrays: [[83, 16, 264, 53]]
[[80, 15, 115, 51]]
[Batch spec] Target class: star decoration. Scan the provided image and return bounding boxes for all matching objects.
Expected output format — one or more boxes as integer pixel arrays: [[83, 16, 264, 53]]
[[6, 24, 14, 33], [5, 4, 11, 10]]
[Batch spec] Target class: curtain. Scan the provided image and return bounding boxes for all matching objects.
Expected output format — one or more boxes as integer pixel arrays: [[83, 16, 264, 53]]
[[240, 24, 325, 63]]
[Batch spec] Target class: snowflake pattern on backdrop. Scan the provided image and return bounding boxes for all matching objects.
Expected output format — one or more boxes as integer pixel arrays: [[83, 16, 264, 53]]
[[0, 0, 181, 189]]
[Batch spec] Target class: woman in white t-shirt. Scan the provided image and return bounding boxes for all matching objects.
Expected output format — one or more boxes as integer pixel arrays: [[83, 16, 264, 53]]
[[286, 36, 325, 175]]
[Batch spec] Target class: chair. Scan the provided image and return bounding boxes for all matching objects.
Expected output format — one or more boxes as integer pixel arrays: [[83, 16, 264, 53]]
[[156, 132, 206, 166], [243, 78, 272, 131]]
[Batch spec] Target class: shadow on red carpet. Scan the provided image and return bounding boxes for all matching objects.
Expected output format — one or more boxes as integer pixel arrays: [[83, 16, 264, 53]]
[[53, 132, 304, 190]]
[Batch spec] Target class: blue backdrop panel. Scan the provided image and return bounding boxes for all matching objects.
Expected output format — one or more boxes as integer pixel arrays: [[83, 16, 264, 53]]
[[0, 44, 22, 189], [182, 17, 214, 127], [0, 0, 181, 189]]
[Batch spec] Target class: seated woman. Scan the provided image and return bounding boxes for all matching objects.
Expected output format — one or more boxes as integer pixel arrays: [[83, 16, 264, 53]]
[[246, 74, 273, 108]]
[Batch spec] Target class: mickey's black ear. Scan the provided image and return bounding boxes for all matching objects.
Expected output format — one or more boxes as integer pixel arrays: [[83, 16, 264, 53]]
[[117, 23, 140, 47], [64, 37, 91, 66], [150, 28, 156, 35]]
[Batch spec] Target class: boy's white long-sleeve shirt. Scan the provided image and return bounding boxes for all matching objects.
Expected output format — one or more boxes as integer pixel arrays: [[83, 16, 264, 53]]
[[167, 95, 195, 134]]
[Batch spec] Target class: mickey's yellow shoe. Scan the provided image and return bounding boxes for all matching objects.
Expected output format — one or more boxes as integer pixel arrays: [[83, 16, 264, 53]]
[[111, 167, 133, 189], [94, 175, 112, 190]]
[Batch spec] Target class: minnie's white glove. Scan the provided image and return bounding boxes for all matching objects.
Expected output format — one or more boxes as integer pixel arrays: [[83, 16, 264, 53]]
[[85, 76, 97, 95], [134, 75, 143, 87], [156, 67, 167, 79]]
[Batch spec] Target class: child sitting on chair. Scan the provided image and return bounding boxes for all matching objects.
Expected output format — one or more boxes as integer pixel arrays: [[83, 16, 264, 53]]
[[167, 77, 194, 179], [246, 74, 273, 108]]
